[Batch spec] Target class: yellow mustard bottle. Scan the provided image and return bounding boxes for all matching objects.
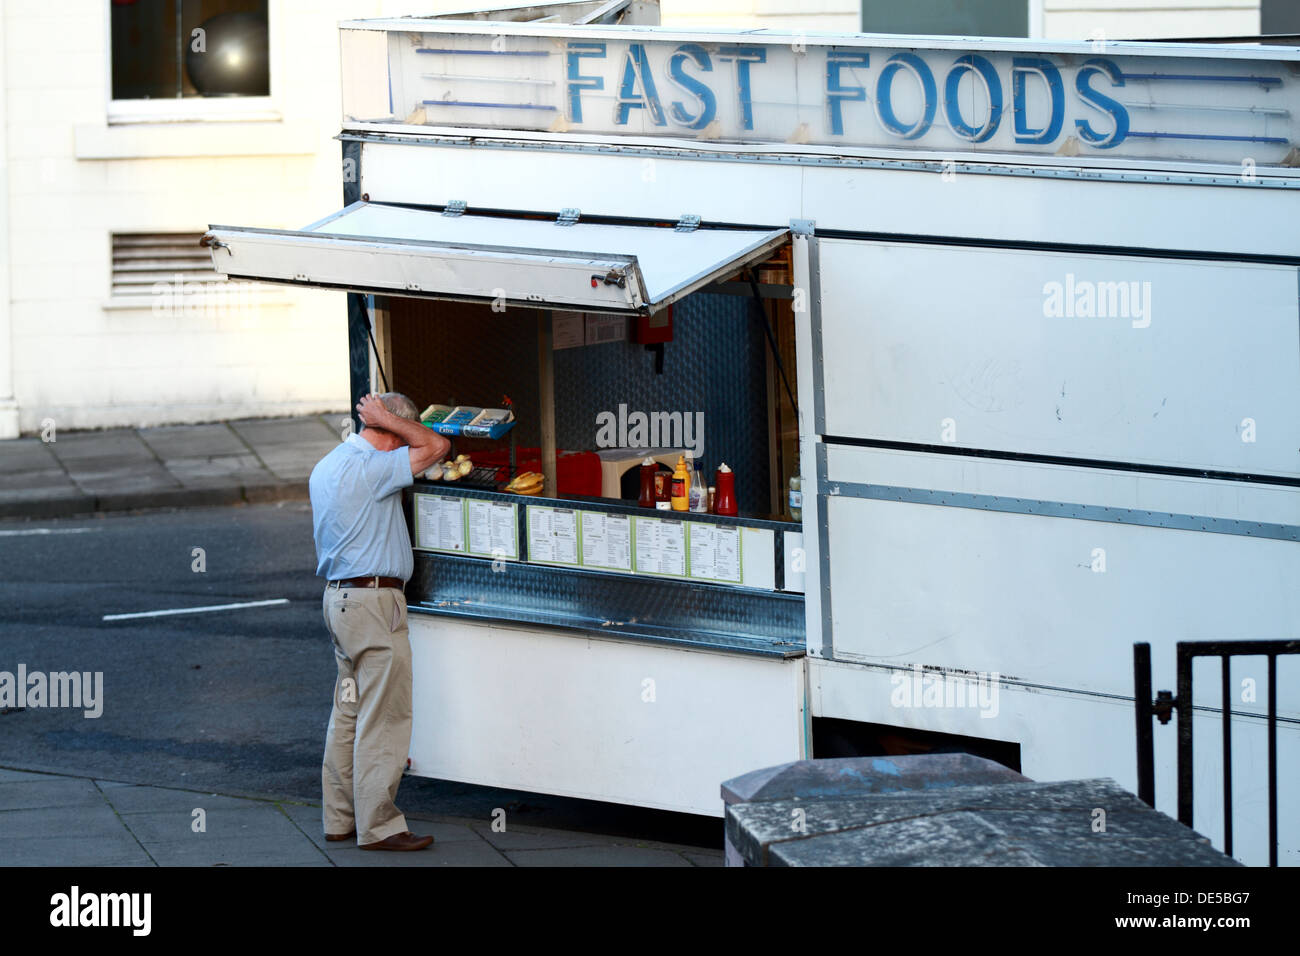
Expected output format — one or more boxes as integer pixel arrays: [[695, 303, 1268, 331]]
[[670, 455, 690, 511]]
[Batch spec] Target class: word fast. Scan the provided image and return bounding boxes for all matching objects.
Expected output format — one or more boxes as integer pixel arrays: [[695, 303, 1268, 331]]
[[564, 43, 1129, 148]]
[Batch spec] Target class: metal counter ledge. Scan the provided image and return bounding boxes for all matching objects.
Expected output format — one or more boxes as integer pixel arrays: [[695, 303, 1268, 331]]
[[402, 480, 806, 659]]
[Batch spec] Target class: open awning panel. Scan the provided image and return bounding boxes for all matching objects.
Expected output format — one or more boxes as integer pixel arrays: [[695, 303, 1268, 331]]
[[203, 202, 788, 314]]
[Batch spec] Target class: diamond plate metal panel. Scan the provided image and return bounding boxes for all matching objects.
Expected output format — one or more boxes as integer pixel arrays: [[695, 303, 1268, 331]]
[[553, 292, 770, 511], [407, 551, 805, 659], [385, 296, 542, 455]]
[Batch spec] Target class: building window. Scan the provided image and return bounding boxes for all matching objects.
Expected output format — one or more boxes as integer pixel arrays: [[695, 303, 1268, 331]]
[[110, 0, 269, 101]]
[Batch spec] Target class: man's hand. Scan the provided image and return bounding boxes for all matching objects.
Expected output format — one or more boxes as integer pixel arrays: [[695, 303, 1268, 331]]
[[357, 393, 392, 430]]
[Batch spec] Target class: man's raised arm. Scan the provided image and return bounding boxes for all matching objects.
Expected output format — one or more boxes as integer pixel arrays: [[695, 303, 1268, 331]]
[[357, 393, 450, 475]]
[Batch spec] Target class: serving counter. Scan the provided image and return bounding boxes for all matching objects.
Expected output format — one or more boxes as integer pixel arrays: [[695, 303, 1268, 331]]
[[398, 480, 808, 817], [404, 480, 806, 659]]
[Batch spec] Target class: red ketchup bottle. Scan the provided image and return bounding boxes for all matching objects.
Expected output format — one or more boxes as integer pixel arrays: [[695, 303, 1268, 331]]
[[713, 463, 738, 516], [637, 456, 657, 508]]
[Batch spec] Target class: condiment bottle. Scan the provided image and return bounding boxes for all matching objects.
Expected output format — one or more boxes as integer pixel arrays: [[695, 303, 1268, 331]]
[[637, 456, 657, 508], [707, 486, 716, 513], [670, 454, 690, 511], [654, 466, 671, 509], [687, 453, 708, 512], [714, 462, 738, 516]]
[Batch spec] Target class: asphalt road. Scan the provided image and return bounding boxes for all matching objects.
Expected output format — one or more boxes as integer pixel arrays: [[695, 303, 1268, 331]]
[[0, 502, 720, 848]]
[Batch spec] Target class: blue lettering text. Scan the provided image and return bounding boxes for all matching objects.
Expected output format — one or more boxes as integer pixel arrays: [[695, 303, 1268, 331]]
[[668, 43, 717, 129], [1075, 58, 1129, 149]]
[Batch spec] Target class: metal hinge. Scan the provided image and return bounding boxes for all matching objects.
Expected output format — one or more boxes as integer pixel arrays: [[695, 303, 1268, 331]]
[[199, 234, 231, 255], [1153, 690, 1175, 725], [442, 200, 467, 217], [675, 213, 701, 232], [557, 207, 581, 226]]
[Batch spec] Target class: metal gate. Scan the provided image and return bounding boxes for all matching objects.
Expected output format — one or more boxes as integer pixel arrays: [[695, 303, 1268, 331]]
[[1134, 640, 1299, 866]]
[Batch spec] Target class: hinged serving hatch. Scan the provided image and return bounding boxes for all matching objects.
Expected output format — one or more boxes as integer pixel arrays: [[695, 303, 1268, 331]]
[[203, 201, 787, 314]]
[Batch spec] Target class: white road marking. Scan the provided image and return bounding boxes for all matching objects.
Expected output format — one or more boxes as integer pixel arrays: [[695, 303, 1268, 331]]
[[102, 598, 290, 621], [0, 527, 103, 537]]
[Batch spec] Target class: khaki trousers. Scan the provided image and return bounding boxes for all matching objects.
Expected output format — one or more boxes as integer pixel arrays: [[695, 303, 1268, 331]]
[[321, 584, 412, 845]]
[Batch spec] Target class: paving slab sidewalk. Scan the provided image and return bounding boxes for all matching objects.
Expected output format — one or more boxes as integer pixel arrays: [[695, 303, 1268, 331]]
[[0, 415, 350, 520], [0, 768, 723, 868]]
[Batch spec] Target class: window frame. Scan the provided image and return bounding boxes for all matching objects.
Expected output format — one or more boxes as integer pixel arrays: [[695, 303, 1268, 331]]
[[103, 0, 281, 125]]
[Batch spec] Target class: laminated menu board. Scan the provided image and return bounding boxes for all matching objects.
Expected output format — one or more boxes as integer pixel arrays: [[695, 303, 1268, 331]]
[[580, 511, 631, 572], [467, 499, 518, 560], [688, 522, 742, 584], [741, 527, 776, 590], [527, 506, 580, 567], [414, 494, 466, 553], [632, 515, 687, 577]]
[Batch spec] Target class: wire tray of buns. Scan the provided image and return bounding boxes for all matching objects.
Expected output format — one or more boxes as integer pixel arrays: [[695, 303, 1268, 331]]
[[419, 455, 507, 489]]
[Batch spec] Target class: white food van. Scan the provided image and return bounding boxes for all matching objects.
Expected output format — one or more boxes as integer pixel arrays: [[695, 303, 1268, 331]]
[[205, 7, 1299, 866]]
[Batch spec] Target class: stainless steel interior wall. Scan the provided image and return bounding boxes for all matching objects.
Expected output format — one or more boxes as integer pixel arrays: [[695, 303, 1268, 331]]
[[386, 297, 543, 457], [552, 292, 770, 511]]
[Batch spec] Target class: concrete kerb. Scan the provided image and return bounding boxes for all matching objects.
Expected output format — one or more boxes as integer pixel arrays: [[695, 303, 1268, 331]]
[[0, 482, 309, 520], [0, 413, 341, 521]]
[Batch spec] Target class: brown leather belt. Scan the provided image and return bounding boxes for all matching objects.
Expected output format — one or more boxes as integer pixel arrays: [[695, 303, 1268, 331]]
[[328, 576, 404, 590]]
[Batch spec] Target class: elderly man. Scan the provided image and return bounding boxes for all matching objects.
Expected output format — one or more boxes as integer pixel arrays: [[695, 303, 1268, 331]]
[[309, 391, 449, 851]]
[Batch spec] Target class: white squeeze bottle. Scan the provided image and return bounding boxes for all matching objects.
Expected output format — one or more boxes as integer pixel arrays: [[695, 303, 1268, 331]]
[[687, 453, 708, 512]]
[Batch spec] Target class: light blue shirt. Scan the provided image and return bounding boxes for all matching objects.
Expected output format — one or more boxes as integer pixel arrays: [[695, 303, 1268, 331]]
[[309, 432, 414, 582]]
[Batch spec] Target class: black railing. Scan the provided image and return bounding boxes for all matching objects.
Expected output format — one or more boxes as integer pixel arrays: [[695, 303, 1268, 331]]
[[1134, 639, 1298, 867]]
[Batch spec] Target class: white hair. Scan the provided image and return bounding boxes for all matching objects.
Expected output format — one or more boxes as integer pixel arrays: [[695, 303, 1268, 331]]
[[379, 392, 419, 422]]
